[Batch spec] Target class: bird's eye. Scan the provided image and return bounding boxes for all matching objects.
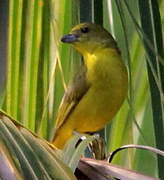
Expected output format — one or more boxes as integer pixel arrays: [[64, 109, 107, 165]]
[[80, 27, 89, 33]]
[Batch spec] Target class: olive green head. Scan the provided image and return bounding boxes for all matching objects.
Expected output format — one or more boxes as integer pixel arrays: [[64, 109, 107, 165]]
[[61, 23, 117, 54]]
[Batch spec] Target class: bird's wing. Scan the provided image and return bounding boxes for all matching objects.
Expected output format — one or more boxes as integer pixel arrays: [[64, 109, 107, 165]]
[[55, 65, 90, 131]]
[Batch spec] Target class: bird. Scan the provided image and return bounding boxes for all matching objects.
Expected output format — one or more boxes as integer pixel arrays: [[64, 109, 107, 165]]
[[52, 23, 128, 149]]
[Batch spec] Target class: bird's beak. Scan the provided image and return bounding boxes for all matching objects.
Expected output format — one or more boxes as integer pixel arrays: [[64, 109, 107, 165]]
[[61, 34, 79, 43]]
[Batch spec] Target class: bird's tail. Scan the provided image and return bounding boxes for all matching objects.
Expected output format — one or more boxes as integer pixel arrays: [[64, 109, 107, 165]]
[[52, 127, 73, 149]]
